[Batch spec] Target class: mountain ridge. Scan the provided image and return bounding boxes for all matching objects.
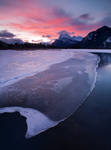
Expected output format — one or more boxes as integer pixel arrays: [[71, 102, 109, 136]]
[[79, 26, 111, 49], [0, 26, 111, 49]]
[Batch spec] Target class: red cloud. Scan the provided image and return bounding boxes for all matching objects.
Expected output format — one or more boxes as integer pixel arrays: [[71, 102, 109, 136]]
[[0, 0, 108, 41]]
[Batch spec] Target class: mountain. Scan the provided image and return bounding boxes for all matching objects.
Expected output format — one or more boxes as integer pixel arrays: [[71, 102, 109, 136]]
[[79, 26, 111, 49], [52, 32, 83, 48], [0, 26, 111, 49], [52, 26, 111, 49]]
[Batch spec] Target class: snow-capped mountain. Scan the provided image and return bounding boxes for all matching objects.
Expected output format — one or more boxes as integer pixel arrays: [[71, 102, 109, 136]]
[[52, 31, 83, 48], [80, 26, 111, 49], [52, 26, 111, 49]]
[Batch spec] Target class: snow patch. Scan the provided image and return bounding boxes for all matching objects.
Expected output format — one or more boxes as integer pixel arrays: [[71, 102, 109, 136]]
[[106, 36, 111, 43]]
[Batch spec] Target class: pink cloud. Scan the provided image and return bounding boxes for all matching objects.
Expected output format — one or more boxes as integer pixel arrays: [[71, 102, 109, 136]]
[[0, 0, 109, 41]]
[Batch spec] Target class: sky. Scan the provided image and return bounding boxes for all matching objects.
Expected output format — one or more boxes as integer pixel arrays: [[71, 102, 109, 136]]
[[0, 0, 111, 43]]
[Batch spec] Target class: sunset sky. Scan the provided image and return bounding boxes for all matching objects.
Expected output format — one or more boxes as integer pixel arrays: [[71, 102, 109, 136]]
[[0, 0, 111, 43]]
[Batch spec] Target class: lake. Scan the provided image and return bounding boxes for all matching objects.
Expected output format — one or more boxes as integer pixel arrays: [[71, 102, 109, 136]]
[[0, 49, 111, 150]]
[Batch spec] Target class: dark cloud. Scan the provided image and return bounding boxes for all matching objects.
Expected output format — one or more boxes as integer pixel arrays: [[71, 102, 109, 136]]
[[69, 18, 86, 26], [79, 13, 93, 20], [52, 7, 99, 34], [0, 30, 15, 38], [53, 8, 111, 33], [69, 14, 94, 27], [75, 15, 111, 32], [42, 35, 51, 38], [53, 7, 70, 18], [52, 8, 90, 27], [77, 15, 111, 31], [0, 37, 24, 44], [0, 30, 24, 44]]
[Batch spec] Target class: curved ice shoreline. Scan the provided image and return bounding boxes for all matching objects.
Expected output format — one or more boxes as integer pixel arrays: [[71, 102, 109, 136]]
[[0, 50, 100, 138], [0, 107, 59, 139]]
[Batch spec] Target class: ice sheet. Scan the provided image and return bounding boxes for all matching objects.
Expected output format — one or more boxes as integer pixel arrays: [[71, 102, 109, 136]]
[[0, 50, 100, 138], [0, 50, 74, 87]]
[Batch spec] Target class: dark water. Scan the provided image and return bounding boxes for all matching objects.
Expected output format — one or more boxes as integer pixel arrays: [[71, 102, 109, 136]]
[[0, 53, 111, 150]]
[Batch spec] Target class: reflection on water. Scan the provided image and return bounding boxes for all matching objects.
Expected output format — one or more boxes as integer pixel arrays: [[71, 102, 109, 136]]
[[104, 64, 111, 71], [68, 53, 111, 150], [99, 53, 111, 66]]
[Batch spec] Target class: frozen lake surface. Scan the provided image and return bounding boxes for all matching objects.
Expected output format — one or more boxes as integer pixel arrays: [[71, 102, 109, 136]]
[[0, 49, 110, 138]]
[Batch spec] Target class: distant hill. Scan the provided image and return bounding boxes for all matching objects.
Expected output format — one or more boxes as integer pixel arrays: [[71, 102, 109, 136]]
[[0, 41, 8, 49], [0, 42, 54, 50]]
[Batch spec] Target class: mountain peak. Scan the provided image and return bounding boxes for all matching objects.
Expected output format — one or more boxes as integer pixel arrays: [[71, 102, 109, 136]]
[[96, 26, 111, 32], [81, 25, 111, 48], [100, 25, 110, 29]]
